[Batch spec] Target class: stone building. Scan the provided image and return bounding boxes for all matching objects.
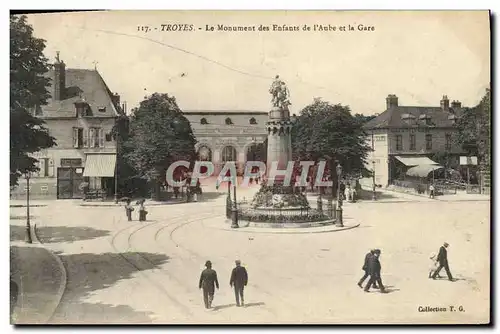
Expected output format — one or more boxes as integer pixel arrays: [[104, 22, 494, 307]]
[[10, 55, 124, 199], [362, 94, 466, 187], [183, 111, 268, 174]]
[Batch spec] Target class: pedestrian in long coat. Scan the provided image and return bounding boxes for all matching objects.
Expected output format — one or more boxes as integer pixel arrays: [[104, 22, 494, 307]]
[[432, 242, 453, 281], [124, 199, 134, 221], [199, 260, 219, 309], [358, 250, 378, 289], [229, 260, 248, 307], [364, 249, 386, 293]]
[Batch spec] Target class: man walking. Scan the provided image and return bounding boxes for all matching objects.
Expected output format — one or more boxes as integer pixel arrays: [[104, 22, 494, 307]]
[[358, 249, 378, 289], [199, 260, 219, 309], [230, 260, 248, 307], [432, 242, 454, 281], [364, 249, 386, 293]]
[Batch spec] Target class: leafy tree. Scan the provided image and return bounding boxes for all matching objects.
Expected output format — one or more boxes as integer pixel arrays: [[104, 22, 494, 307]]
[[291, 98, 372, 195], [124, 93, 197, 200], [10, 15, 56, 186], [456, 88, 491, 170], [353, 113, 377, 126]]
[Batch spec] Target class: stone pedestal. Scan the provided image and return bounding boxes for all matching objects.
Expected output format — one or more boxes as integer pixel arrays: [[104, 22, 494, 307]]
[[266, 107, 293, 179]]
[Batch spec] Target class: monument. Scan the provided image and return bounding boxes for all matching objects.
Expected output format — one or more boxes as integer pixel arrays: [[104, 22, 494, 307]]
[[266, 75, 293, 182], [248, 76, 312, 214]]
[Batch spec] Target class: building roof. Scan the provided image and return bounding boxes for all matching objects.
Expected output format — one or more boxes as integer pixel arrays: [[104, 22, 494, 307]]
[[41, 68, 121, 118], [183, 110, 268, 115], [364, 106, 460, 130]]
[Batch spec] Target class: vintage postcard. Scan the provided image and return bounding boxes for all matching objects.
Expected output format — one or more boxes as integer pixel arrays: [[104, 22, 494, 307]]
[[9, 10, 491, 325]]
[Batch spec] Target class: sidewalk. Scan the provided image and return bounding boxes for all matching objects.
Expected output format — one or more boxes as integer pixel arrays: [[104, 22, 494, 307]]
[[10, 243, 66, 324], [10, 200, 50, 208], [79, 198, 186, 207], [383, 187, 490, 202]]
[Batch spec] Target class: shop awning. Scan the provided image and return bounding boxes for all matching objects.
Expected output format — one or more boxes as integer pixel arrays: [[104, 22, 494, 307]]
[[406, 165, 444, 178], [395, 156, 438, 166], [83, 154, 116, 177]]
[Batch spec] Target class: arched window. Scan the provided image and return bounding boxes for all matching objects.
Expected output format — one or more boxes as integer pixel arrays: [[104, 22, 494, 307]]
[[198, 146, 212, 161], [249, 117, 257, 125], [222, 146, 237, 162], [225, 117, 233, 125], [200, 117, 208, 125]]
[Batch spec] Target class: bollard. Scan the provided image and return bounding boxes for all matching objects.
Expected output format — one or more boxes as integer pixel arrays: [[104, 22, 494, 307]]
[[231, 207, 239, 228], [336, 207, 343, 227]]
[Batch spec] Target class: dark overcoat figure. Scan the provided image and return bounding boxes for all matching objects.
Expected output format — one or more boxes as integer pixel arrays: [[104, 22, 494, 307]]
[[199, 261, 219, 309], [229, 260, 248, 307], [358, 250, 378, 289], [364, 249, 386, 293], [432, 242, 453, 281]]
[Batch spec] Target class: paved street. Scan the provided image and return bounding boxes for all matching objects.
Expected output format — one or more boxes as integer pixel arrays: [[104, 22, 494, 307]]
[[9, 186, 490, 324]]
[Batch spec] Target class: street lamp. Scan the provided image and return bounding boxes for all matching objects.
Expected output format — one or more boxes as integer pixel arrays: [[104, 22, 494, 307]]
[[231, 175, 239, 228], [336, 163, 343, 227], [372, 160, 377, 201], [25, 173, 32, 244]]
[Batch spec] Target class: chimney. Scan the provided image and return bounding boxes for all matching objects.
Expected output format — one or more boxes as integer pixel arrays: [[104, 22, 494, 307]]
[[386, 94, 398, 109], [112, 93, 121, 107], [121, 102, 127, 114], [440, 95, 450, 111], [451, 100, 462, 111], [52, 51, 66, 101]]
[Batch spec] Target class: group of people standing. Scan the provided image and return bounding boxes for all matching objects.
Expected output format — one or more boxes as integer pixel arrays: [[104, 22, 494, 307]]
[[124, 199, 148, 222], [358, 242, 454, 294], [198, 260, 248, 309]]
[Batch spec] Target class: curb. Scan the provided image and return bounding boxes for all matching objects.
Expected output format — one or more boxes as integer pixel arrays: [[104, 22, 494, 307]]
[[31, 223, 67, 324], [211, 222, 360, 234], [10, 205, 48, 208]]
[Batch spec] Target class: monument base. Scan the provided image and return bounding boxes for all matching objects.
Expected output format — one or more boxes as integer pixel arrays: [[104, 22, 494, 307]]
[[251, 183, 310, 209]]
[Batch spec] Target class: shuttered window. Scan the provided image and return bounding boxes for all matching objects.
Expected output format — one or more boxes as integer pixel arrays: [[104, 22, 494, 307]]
[[73, 128, 79, 148], [89, 128, 96, 148], [98, 128, 104, 148]]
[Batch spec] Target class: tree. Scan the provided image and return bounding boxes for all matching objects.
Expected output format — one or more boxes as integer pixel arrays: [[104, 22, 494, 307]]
[[353, 113, 377, 126], [291, 99, 372, 195], [456, 88, 491, 170], [124, 93, 197, 200], [10, 15, 56, 186]]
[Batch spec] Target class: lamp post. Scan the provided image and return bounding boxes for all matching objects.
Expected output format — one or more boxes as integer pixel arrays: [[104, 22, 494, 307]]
[[25, 173, 32, 244], [114, 126, 119, 204], [372, 160, 377, 201], [231, 176, 239, 228], [336, 163, 343, 227]]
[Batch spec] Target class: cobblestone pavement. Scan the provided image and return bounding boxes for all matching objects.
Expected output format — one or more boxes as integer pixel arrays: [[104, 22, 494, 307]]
[[9, 186, 490, 324]]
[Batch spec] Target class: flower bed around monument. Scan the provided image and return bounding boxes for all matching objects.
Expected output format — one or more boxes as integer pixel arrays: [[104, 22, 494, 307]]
[[238, 207, 327, 224], [250, 184, 310, 209]]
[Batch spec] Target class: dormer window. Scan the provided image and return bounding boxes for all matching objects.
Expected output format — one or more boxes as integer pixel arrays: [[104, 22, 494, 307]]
[[98, 106, 106, 113], [448, 114, 457, 125], [200, 117, 208, 125], [401, 113, 416, 124], [225, 117, 233, 125], [249, 117, 257, 125], [75, 101, 90, 117], [419, 114, 432, 125]]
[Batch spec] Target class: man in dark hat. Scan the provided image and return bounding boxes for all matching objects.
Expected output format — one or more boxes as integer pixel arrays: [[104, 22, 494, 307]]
[[358, 249, 378, 289], [364, 249, 386, 293], [199, 260, 219, 309], [230, 260, 248, 307], [432, 242, 454, 281]]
